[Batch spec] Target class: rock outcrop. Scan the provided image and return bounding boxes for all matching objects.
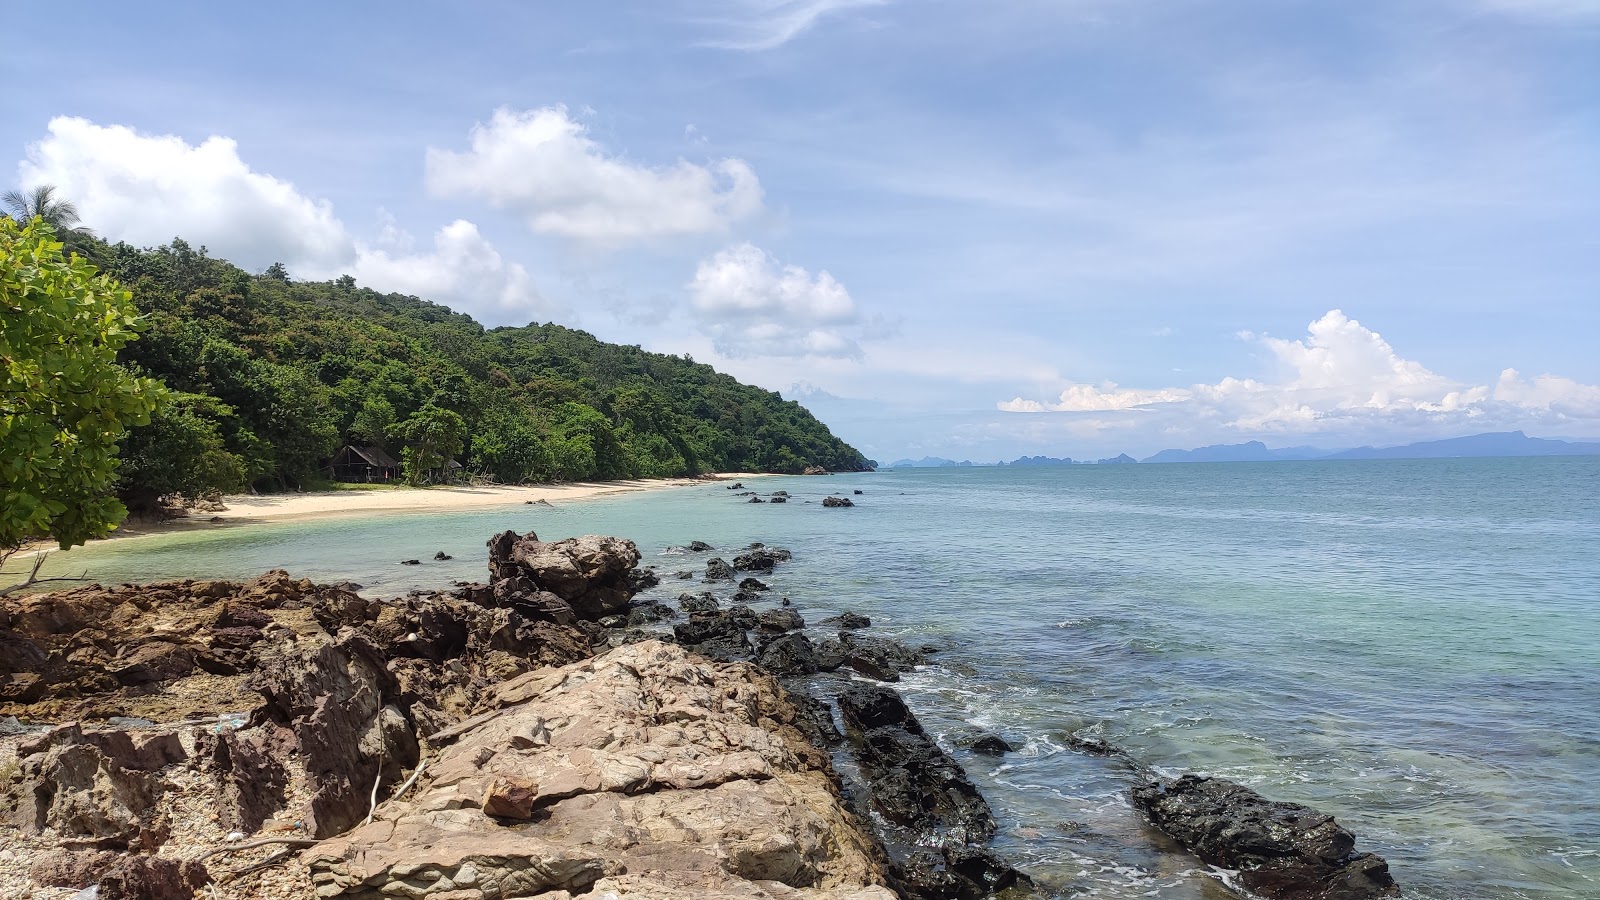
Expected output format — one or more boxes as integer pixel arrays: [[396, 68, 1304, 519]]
[[304, 641, 892, 900], [1132, 774, 1399, 900], [835, 685, 1029, 899]]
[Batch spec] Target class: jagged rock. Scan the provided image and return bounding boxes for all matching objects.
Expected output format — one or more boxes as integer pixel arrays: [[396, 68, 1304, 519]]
[[820, 613, 871, 630], [770, 496, 788, 503], [626, 601, 678, 626], [251, 634, 420, 837], [802, 466, 829, 475], [706, 557, 736, 582], [835, 685, 1027, 899], [757, 608, 805, 633], [500, 534, 642, 620], [756, 633, 819, 677], [628, 567, 661, 591], [434, 551, 452, 561], [733, 548, 791, 573], [674, 615, 752, 662], [822, 497, 854, 508], [968, 734, 1015, 756], [482, 774, 540, 820], [679, 592, 720, 614], [96, 854, 212, 900], [749, 496, 767, 503], [726, 604, 759, 630], [304, 642, 889, 899], [739, 578, 770, 592], [3, 727, 169, 850], [838, 632, 926, 682], [689, 541, 716, 551], [813, 639, 847, 673], [1132, 774, 1400, 900]]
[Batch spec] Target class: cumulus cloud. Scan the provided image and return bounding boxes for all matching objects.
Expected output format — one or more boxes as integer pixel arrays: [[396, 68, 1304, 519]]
[[19, 116, 354, 275], [688, 243, 866, 358], [999, 310, 1600, 438], [16, 116, 558, 324], [426, 106, 764, 244]]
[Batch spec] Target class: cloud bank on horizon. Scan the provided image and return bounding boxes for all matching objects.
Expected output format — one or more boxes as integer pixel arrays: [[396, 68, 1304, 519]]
[[999, 310, 1600, 444], [5, 0, 1596, 461]]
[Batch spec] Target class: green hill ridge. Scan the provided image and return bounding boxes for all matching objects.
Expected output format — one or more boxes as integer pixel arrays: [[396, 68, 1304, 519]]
[[94, 238, 869, 509]]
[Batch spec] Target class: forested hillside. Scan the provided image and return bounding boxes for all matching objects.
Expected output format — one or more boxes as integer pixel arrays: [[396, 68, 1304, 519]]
[[92, 238, 869, 509]]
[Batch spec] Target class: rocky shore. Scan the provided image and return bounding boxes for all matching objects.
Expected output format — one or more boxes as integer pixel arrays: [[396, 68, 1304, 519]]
[[0, 530, 1398, 899]]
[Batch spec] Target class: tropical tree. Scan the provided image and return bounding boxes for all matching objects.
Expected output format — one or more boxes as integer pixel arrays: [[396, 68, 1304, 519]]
[[391, 404, 466, 485], [1, 217, 160, 592], [2, 185, 97, 257]]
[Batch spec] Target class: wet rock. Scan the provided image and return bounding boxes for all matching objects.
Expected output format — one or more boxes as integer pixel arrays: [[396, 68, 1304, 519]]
[[853, 490, 863, 495], [813, 639, 848, 673], [705, 557, 735, 582], [434, 551, 452, 561], [724, 483, 744, 490], [770, 496, 788, 503], [748, 496, 767, 503], [673, 615, 751, 662], [674, 570, 695, 579], [500, 534, 643, 621], [400, 559, 421, 565], [739, 578, 770, 593], [678, 592, 720, 615], [820, 612, 871, 630], [755, 633, 819, 677], [772, 491, 790, 498], [1132, 774, 1400, 900], [822, 496, 854, 508], [968, 734, 1015, 756], [627, 568, 661, 591], [726, 604, 759, 630], [802, 465, 829, 475], [626, 601, 678, 626], [757, 608, 805, 634], [733, 548, 791, 573], [835, 685, 1028, 900], [688, 540, 716, 552], [839, 632, 927, 680]]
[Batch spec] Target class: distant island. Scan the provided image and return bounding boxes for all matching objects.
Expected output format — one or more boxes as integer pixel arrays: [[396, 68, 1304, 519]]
[[887, 432, 1600, 469]]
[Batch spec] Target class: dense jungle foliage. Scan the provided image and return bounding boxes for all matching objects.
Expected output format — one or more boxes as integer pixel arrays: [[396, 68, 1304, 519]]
[[85, 237, 868, 509]]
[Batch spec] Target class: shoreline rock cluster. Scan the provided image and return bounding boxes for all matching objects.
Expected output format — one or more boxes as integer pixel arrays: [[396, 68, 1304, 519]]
[[0, 529, 1400, 900]]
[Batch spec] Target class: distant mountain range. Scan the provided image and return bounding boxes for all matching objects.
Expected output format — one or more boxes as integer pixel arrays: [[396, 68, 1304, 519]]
[[1142, 431, 1600, 464], [888, 432, 1600, 469]]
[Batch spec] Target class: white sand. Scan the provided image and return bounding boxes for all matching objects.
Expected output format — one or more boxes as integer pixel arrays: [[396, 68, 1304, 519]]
[[197, 474, 771, 524]]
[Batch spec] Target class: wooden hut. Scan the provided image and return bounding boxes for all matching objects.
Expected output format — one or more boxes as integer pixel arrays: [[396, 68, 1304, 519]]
[[326, 445, 401, 483]]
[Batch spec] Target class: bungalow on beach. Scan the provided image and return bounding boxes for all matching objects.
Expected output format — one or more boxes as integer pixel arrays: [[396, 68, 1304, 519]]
[[325, 445, 401, 483]]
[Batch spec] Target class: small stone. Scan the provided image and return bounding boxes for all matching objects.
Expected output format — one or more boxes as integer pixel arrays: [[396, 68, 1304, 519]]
[[481, 775, 539, 820], [434, 551, 453, 560]]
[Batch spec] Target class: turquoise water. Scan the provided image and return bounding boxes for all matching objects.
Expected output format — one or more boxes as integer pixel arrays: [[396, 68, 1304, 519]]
[[28, 457, 1600, 898]]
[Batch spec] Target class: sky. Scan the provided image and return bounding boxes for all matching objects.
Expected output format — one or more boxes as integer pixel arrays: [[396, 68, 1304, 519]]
[[5, 0, 1597, 462]]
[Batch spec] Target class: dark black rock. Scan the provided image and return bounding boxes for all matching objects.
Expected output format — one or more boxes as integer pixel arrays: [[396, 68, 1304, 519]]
[[769, 495, 787, 503], [835, 684, 1028, 899], [674, 571, 694, 580], [968, 733, 1015, 756], [400, 559, 420, 566], [756, 608, 804, 633], [1131, 774, 1400, 900], [820, 612, 871, 629], [732, 548, 791, 572], [813, 638, 847, 672], [771, 491, 790, 497], [822, 496, 854, 508], [677, 592, 719, 615], [704, 558, 735, 581], [738, 578, 769, 593], [625, 602, 677, 626], [838, 631, 927, 681], [783, 688, 841, 747], [626, 568, 660, 591], [672, 614, 750, 662], [748, 496, 767, 503], [433, 551, 452, 561], [725, 604, 758, 629], [755, 632, 818, 677], [597, 614, 627, 629], [688, 540, 715, 552], [853, 489, 863, 495], [724, 483, 743, 490]]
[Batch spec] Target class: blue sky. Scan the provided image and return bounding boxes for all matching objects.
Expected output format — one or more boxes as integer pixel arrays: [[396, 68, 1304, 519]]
[[6, 0, 1597, 461]]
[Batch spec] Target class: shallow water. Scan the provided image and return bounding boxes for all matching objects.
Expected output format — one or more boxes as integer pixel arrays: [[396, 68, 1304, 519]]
[[29, 457, 1600, 898]]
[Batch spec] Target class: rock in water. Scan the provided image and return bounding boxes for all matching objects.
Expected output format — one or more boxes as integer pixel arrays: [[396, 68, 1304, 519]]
[[822, 496, 854, 508], [1131, 774, 1400, 900], [705, 557, 735, 581], [835, 684, 1029, 899]]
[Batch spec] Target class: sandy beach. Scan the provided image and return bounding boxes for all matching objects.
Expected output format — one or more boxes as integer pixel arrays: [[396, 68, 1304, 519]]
[[194, 473, 773, 525]]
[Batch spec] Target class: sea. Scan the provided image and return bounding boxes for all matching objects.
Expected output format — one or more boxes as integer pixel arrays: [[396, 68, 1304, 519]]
[[26, 457, 1600, 899]]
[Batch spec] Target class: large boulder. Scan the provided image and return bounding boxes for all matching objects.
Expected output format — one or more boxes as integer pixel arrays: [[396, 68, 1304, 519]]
[[303, 642, 890, 900], [1132, 774, 1400, 900]]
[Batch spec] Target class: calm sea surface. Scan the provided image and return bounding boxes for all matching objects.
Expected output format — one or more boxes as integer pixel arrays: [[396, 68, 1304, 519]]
[[30, 457, 1600, 898]]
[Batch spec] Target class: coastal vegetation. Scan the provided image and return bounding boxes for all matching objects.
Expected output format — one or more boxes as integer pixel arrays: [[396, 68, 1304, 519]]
[[1, 198, 868, 560]]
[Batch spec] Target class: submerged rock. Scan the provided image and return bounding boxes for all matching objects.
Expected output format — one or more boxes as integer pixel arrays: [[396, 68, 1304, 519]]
[[1132, 774, 1400, 900], [822, 497, 854, 508]]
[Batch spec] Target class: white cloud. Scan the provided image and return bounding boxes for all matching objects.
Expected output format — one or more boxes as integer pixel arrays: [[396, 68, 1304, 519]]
[[693, 0, 888, 51], [688, 243, 866, 358], [999, 310, 1600, 438], [16, 116, 558, 325], [19, 116, 354, 275], [353, 220, 554, 324], [426, 106, 764, 244]]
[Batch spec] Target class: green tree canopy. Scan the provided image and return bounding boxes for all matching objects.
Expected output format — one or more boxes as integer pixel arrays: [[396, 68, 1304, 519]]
[[391, 404, 466, 485], [1, 217, 160, 555]]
